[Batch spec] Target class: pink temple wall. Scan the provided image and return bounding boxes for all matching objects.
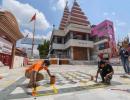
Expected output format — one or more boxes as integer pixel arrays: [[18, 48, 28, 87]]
[[91, 20, 115, 42]]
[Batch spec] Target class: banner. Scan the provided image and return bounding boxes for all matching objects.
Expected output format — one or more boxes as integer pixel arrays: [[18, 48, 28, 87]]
[[0, 37, 12, 55]]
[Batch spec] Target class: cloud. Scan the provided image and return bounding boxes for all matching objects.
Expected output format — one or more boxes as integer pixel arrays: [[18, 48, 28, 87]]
[[22, 29, 52, 40], [17, 29, 52, 56], [57, 0, 67, 10], [112, 12, 116, 16], [103, 12, 126, 27], [103, 12, 109, 16], [51, 0, 67, 11], [46, 31, 52, 40], [128, 33, 130, 39], [115, 20, 127, 27], [3, 0, 50, 30], [52, 6, 57, 11], [117, 22, 126, 27], [103, 12, 116, 17], [17, 43, 39, 55]]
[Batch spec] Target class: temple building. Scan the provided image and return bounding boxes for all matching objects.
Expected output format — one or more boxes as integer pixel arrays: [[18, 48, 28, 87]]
[[49, 0, 117, 64], [50, 0, 93, 62]]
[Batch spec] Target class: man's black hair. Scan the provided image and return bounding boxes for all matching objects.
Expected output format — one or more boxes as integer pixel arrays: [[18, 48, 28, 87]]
[[44, 59, 50, 66], [100, 60, 106, 65]]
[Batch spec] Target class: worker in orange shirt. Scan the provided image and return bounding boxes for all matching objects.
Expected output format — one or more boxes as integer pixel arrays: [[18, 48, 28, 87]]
[[25, 59, 52, 88]]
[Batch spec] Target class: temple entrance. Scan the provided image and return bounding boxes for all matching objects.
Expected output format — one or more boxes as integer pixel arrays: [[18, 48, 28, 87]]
[[73, 47, 88, 60]]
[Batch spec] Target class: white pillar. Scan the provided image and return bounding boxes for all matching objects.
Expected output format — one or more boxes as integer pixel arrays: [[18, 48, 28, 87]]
[[62, 37, 64, 44], [86, 34, 89, 40], [87, 48, 90, 60], [70, 32, 73, 39], [57, 58, 59, 65], [71, 47, 73, 60], [54, 37, 57, 43]]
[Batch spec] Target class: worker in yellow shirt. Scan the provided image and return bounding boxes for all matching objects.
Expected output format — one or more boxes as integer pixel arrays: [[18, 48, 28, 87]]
[[25, 59, 52, 88]]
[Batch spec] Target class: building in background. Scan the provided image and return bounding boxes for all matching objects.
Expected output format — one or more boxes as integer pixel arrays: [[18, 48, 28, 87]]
[[49, 1, 117, 64], [19, 37, 44, 58], [13, 48, 28, 68], [91, 20, 117, 59], [50, 0, 93, 64]]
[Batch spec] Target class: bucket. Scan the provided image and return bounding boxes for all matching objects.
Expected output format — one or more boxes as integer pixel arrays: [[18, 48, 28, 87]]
[[50, 75, 56, 84]]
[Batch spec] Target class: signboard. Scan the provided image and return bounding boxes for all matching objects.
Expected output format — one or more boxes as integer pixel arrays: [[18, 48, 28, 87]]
[[0, 37, 12, 55]]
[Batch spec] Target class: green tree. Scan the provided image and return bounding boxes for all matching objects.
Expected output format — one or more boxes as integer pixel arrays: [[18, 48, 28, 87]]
[[37, 40, 50, 59]]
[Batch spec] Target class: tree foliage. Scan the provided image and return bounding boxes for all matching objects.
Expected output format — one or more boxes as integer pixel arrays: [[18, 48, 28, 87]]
[[37, 40, 50, 59]]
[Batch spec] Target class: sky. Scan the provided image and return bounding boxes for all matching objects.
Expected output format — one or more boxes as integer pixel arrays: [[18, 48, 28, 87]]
[[0, 0, 1, 8], [1, 0, 130, 42]]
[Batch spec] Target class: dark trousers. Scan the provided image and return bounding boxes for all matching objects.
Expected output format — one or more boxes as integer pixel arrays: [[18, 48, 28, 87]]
[[100, 71, 112, 83]]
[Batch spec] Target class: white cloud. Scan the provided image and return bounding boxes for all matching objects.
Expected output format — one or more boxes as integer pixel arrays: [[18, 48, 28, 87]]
[[103, 12, 116, 17], [115, 20, 127, 27], [17, 43, 39, 56], [51, 0, 67, 11], [103, 12, 109, 16], [46, 31, 52, 40], [112, 12, 116, 16], [17, 29, 52, 56], [117, 22, 126, 27], [57, 0, 67, 10], [52, 6, 57, 11], [128, 33, 130, 40], [22, 29, 52, 40], [3, 0, 50, 30]]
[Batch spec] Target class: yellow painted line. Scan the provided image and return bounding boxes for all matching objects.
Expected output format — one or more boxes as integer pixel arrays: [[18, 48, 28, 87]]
[[37, 92, 55, 96], [80, 80, 90, 86], [32, 84, 58, 97], [0, 80, 15, 87], [36, 86, 44, 91], [51, 84, 58, 94]]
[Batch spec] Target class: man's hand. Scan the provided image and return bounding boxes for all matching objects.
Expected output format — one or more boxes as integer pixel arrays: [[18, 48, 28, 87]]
[[95, 75, 98, 82]]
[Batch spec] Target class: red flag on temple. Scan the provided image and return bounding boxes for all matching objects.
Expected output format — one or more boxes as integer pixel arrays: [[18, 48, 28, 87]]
[[30, 13, 36, 22]]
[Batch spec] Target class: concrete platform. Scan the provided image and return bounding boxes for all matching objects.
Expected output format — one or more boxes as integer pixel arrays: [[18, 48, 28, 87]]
[[0, 65, 130, 100]]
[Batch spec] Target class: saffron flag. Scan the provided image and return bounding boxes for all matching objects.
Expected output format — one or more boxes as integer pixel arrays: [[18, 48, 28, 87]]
[[30, 13, 36, 22]]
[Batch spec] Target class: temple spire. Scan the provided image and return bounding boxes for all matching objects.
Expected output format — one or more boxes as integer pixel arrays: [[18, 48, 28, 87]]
[[65, 0, 68, 8], [59, 0, 70, 30], [67, 0, 90, 26]]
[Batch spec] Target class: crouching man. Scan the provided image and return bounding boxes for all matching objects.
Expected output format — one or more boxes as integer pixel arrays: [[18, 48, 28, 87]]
[[25, 59, 52, 88], [95, 61, 114, 84]]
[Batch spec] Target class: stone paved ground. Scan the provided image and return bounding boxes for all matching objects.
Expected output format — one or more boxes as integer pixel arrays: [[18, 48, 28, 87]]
[[0, 65, 130, 100]]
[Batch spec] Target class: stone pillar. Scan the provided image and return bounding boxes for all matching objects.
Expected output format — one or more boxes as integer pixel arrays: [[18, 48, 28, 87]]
[[54, 37, 57, 43], [86, 34, 89, 40], [10, 42, 16, 69], [71, 47, 73, 60], [70, 32, 73, 39], [62, 37, 64, 44], [87, 48, 90, 60]]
